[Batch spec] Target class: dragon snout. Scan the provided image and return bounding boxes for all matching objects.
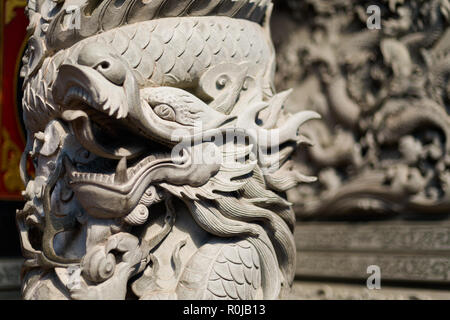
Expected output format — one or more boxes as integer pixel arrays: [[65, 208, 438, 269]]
[[77, 43, 127, 86]]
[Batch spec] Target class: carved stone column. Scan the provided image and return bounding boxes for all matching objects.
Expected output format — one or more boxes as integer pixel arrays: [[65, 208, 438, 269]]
[[16, 0, 318, 300]]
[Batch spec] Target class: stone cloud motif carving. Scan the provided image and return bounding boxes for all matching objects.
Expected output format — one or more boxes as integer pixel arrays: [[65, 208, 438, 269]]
[[16, 0, 319, 300]]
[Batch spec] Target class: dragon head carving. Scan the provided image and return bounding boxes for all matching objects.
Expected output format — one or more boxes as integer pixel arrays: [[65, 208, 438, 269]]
[[18, 0, 320, 300]]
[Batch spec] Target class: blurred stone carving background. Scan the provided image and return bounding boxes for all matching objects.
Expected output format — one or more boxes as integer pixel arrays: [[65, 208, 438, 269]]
[[271, 0, 450, 299], [274, 0, 450, 218], [0, 0, 450, 299]]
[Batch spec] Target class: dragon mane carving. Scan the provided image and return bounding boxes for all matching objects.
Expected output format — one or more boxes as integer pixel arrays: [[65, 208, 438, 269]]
[[16, 0, 320, 300]]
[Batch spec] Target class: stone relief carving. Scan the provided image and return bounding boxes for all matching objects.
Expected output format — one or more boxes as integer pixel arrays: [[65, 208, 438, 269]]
[[273, 0, 450, 218], [16, 0, 320, 300], [288, 282, 450, 300]]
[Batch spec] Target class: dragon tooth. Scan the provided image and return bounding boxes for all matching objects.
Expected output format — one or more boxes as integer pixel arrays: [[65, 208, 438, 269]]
[[109, 104, 118, 117], [114, 157, 128, 184]]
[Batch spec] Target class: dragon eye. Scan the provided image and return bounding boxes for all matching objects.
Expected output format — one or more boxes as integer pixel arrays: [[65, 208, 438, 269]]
[[97, 61, 111, 70], [154, 104, 176, 121]]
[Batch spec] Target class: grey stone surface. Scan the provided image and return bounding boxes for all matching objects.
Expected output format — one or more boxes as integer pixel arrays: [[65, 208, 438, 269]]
[[15, 0, 317, 300], [11, 0, 450, 300], [287, 281, 450, 300], [294, 221, 450, 284], [0, 259, 22, 290], [269, 0, 450, 299], [0, 290, 21, 300], [295, 221, 450, 252], [271, 0, 450, 219], [296, 252, 450, 283]]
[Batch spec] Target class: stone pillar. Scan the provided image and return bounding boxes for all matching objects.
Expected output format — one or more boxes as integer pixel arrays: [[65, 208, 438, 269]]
[[16, 0, 317, 300]]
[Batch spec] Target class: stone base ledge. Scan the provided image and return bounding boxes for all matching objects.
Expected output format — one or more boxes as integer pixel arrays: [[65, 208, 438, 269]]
[[287, 281, 450, 300], [0, 258, 22, 291]]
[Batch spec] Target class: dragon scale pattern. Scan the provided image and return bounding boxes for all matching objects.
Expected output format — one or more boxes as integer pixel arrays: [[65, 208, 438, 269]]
[[23, 16, 273, 133]]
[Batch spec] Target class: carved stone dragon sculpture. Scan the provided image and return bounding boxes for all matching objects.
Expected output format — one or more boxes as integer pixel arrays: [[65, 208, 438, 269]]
[[17, 0, 320, 300]]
